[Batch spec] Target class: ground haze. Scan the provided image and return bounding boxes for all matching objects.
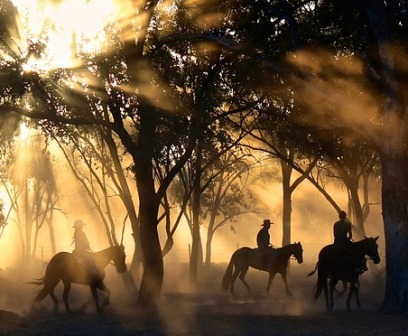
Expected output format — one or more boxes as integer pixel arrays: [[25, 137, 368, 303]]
[[1, 260, 406, 335]]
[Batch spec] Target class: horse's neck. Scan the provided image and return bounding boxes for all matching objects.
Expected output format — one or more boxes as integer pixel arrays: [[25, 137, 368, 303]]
[[94, 248, 114, 268], [351, 240, 367, 256], [278, 244, 294, 258]]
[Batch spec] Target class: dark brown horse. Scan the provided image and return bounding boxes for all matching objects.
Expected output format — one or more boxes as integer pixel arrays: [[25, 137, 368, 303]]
[[29, 245, 127, 312], [221, 242, 303, 295], [308, 236, 380, 312]]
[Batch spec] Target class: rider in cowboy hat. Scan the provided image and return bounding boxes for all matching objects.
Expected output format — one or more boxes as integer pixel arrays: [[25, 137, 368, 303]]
[[256, 219, 276, 269], [73, 220, 92, 254], [257, 219, 273, 249], [72, 219, 97, 276]]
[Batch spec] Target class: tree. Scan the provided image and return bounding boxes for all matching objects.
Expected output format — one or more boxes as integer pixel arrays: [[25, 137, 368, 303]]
[[201, 151, 257, 266], [257, 0, 408, 312], [0, 126, 58, 264]]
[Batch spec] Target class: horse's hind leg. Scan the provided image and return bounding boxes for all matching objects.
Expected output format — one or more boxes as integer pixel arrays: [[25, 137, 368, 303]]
[[355, 284, 361, 308], [266, 272, 277, 294], [328, 279, 337, 312], [323, 279, 330, 312], [238, 267, 251, 294], [49, 290, 59, 312], [62, 281, 72, 313], [90, 285, 101, 312], [95, 281, 111, 307], [230, 268, 240, 295], [346, 282, 359, 311]]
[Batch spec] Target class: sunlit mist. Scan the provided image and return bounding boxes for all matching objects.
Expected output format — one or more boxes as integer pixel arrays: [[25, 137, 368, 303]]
[[11, 0, 120, 70]]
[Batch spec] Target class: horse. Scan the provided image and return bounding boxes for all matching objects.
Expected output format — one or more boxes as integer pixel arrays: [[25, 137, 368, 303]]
[[308, 236, 380, 312], [221, 242, 303, 295], [29, 245, 127, 313]]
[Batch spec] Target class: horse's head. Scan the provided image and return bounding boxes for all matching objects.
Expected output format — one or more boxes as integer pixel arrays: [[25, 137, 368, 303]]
[[112, 244, 128, 273], [292, 242, 303, 264], [362, 236, 381, 264]]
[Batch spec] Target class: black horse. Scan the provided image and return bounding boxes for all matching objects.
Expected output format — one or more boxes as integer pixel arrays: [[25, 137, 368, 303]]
[[29, 245, 127, 312], [308, 236, 380, 312], [221, 242, 303, 295]]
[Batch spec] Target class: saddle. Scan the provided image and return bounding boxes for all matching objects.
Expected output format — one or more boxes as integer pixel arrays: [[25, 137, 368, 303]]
[[72, 251, 98, 276], [256, 247, 277, 270], [331, 244, 366, 274]]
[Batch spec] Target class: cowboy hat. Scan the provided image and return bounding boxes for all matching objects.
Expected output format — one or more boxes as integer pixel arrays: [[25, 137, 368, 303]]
[[73, 219, 85, 228], [261, 219, 273, 226]]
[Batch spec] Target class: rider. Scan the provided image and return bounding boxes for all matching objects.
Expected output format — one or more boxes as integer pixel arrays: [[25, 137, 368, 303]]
[[333, 210, 352, 246], [333, 211, 365, 274], [257, 219, 276, 269], [72, 219, 97, 277]]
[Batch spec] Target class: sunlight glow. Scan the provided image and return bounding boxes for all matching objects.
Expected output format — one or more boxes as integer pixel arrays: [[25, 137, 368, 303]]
[[11, 0, 119, 70], [18, 122, 30, 140]]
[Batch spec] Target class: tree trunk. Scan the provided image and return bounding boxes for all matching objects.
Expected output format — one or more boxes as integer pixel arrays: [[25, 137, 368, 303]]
[[380, 150, 408, 313], [134, 110, 163, 306], [47, 211, 56, 256], [189, 141, 203, 283], [103, 129, 142, 281], [137, 199, 163, 306], [205, 228, 213, 268], [348, 185, 366, 239], [357, 0, 408, 312], [281, 159, 292, 246]]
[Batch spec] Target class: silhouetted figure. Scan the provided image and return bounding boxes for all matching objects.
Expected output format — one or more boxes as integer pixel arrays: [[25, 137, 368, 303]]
[[29, 245, 127, 312], [257, 219, 272, 249], [333, 211, 365, 274], [308, 236, 380, 312], [222, 242, 303, 295], [73, 220, 92, 252], [333, 210, 352, 246], [72, 219, 97, 276], [257, 219, 276, 269]]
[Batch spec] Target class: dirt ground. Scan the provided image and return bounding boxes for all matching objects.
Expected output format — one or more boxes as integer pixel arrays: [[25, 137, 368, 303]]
[[1, 261, 407, 336]]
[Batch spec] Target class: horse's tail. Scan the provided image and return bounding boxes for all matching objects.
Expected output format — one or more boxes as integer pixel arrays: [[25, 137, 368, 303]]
[[28, 255, 63, 303], [25, 277, 45, 286], [307, 262, 319, 276], [26, 277, 49, 302], [221, 257, 234, 292], [34, 287, 50, 302], [313, 264, 327, 302]]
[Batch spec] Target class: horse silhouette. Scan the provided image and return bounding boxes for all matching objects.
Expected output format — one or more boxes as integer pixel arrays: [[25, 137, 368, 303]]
[[29, 245, 127, 313], [308, 236, 380, 312], [221, 242, 303, 295]]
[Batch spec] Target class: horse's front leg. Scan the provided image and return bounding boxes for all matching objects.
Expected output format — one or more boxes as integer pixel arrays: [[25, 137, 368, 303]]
[[279, 272, 292, 296], [266, 271, 277, 294]]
